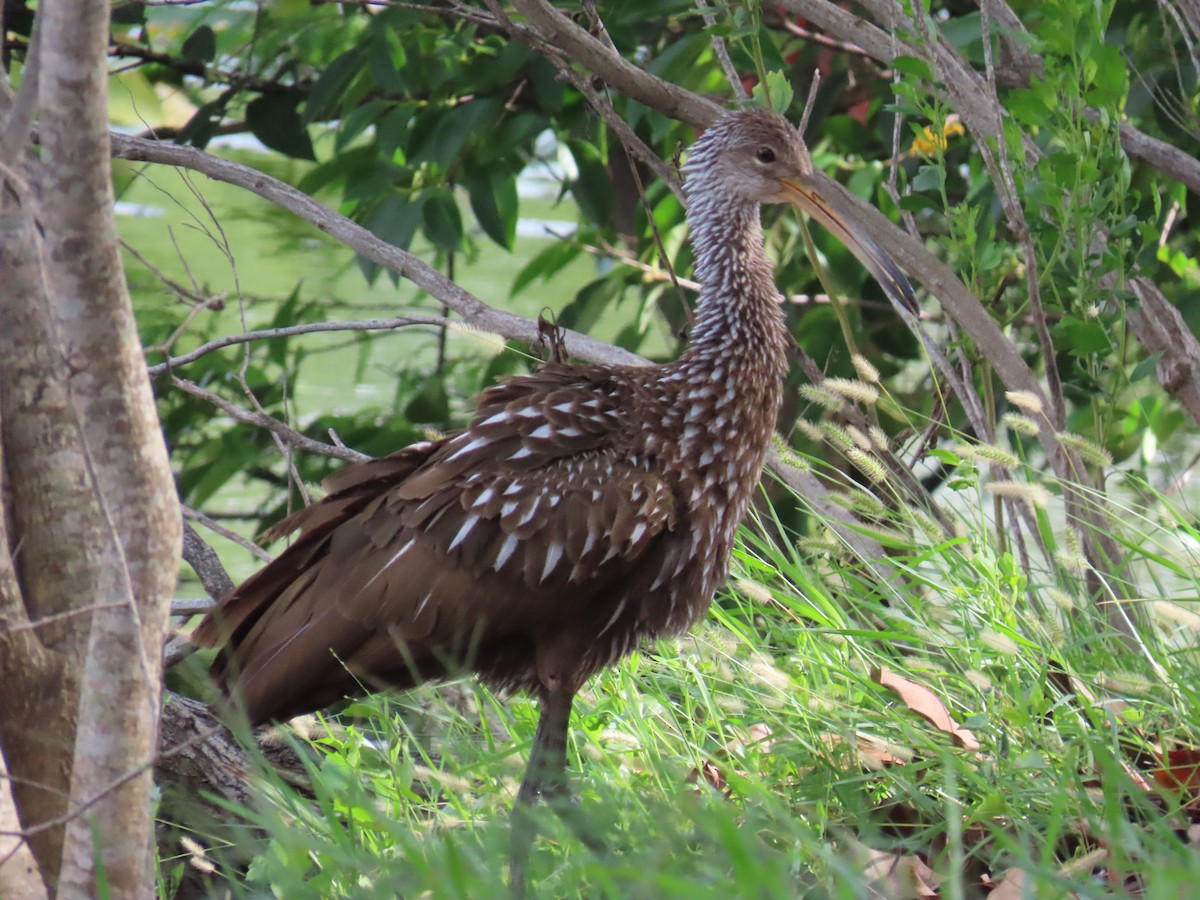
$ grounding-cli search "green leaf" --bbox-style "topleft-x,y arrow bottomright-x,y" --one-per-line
911,165 -> 942,193
1130,353 -> 1161,383
422,187 -> 463,252
891,55 -> 934,81
306,49 -> 364,122
510,240 -> 583,297
175,98 -> 227,149
111,2 -> 146,25
359,192 -> 424,282
751,71 -> 794,113
377,105 -> 413,160
467,169 -> 518,250
246,95 -> 316,161
404,377 -> 450,423
181,25 -> 217,63
410,98 -> 500,167
335,100 -> 390,152
1053,315 -> 1112,356
567,139 -> 612,226
940,12 -> 982,52
368,30 -> 408,93
558,278 -> 622,334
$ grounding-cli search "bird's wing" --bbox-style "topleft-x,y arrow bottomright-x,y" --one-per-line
194,366 -> 685,721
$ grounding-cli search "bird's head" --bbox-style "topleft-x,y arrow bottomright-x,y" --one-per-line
685,107 -> 916,312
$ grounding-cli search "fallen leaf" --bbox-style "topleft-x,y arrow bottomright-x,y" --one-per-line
820,732 -> 912,771
873,666 -> 981,751
747,722 -> 774,752
1152,746 -> 1200,794
986,868 -> 1026,899
857,845 -> 939,899
686,759 -> 732,797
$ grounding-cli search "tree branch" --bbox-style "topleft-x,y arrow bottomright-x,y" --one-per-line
108,132 -> 647,370
147,313 -> 454,377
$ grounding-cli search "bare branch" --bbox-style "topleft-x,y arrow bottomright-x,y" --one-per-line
182,506 -> 272,564
148,314 -> 454,376
1129,278 -> 1200,429
697,0 -> 748,101
0,10 -> 40,161
182,521 -> 235,602
508,0 -> 722,127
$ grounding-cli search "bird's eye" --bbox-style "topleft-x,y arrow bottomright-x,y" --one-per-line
756,146 -> 776,164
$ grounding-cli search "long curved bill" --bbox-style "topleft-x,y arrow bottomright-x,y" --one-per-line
779,177 -> 917,314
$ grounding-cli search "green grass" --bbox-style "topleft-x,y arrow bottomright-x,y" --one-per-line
163,453 -> 1200,899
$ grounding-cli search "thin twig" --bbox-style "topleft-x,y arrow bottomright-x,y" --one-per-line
797,69 -> 821,138
172,375 -> 369,464
183,505 -> 273,563
697,0 -> 748,101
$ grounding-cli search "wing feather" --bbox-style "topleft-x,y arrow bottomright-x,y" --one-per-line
196,366 -> 685,723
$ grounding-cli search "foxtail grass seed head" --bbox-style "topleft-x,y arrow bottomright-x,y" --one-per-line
822,377 -> 880,406
799,535 -> 840,557
851,353 -> 881,384
771,435 -> 812,472
799,384 -> 846,412
181,837 -> 216,875
820,421 -> 855,450
863,523 -> 911,547
1057,431 -> 1113,467
749,655 -> 793,693
1151,600 -> 1200,630
964,442 -> 1021,468
734,578 -> 775,606
985,480 -> 1052,509
979,629 -> 1021,655
835,488 -> 888,519
1005,390 -> 1045,414
847,448 -> 888,483
846,425 -> 874,451
1103,671 -> 1156,695
1047,587 -> 1077,611
868,426 -> 890,450
965,669 -> 993,691
910,510 -> 943,541
1001,412 -> 1041,436
448,319 -> 509,354
796,420 -> 826,443
1054,550 -> 1087,575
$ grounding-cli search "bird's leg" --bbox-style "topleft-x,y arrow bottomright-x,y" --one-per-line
509,685 -> 574,898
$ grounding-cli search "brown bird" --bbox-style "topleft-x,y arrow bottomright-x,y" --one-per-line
193,107 -> 913,886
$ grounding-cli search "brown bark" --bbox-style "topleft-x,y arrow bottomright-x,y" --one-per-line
0,184 -> 89,887
0,0 -> 181,894
1129,278 -> 1200,429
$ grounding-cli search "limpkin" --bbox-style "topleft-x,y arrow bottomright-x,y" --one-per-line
193,107 -> 914,886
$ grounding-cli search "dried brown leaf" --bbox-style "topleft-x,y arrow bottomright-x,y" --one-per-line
873,666 -> 981,751
986,868 -> 1027,899
686,759 -> 732,797
859,846 -> 939,899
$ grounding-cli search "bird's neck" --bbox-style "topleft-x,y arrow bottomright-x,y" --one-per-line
683,195 -> 789,370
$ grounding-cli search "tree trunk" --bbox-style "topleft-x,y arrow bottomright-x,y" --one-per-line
0,0 -> 182,894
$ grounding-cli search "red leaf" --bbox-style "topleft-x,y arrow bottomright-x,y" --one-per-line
1152,747 -> 1200,794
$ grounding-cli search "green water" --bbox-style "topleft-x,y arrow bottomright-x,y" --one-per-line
116,150 -> 607,421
